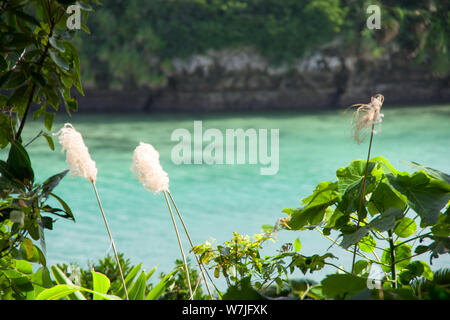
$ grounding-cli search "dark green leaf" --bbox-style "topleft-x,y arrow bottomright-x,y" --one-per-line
287,181 -> 339,230
223,276 -> 268,300
6,141 -> 34,185
387,172 -> 450,225
369,182 -> 407,214
40,216 -> 53,230
340,227 -> 369,249
321,274 -> 367,299
7,84 -> 30,111
44,111 -> 55,131
12,9 -> 41,26
49,36 -> 66,52
30,71 -> 46,87
0,71 -> 13,89
76,1 -> 94,11
49,50 -> 69,71
49,193 -> 75,221
368,208 -> 402,232
0,55 -> 7,72
4,71 -> 27,89
41,170 -> 68,198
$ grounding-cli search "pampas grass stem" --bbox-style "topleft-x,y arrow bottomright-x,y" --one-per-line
92,182 -> 129,300
163,191 -> 193,300
167,190 -> 214,299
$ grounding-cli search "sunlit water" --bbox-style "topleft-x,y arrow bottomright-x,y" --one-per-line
2,104 -> 449,289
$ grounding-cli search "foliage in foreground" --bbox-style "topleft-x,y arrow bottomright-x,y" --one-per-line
193,157 -> 450,300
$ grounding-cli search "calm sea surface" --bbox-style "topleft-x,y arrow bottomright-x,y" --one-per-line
3,104 -> 450,287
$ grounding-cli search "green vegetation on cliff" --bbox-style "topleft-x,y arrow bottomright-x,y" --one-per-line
75,0 -> 449,89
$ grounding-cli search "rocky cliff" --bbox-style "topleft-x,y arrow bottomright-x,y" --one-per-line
76,46 -> 450,112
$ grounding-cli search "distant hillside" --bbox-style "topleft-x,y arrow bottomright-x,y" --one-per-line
73,0 -> 450,111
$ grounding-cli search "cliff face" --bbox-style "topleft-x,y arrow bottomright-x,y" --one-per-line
77,47 -> 450,112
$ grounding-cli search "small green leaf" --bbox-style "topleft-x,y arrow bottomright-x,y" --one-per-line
49,193 -> 75,221
41,170 -> 68,197
358,234 -> 376,253
22,238 -> 35,260
293,237 -> 302,252
43,133 -> 55,150
44,111 -> 55,131
261,224 -> 274,233
128,271 -> 146,300
51,265 -> 86,300
92,269 -> 111,300
418,261 -> 433,280
49,50 -> 69,71
394,217 -> 417,238
15,260 -> 33,274
117,263 -> 142,298
146,271 -> 176,300
382,243 -> 412,272
353,260 -> 370,275
49,36 -> 66,52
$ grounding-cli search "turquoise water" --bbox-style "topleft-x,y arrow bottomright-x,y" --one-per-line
3,105 -> 450,287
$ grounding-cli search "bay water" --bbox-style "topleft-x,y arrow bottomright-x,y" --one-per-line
5,104 -> 450,288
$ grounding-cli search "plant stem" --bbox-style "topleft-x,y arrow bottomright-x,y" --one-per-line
351,123 -> 375,274
167,190 -> 214,299
16,20 -> 55,141
92,182 -> 129,300
315,227 -> 389,267
163,191 -> 193,300
388,229 -> 397,288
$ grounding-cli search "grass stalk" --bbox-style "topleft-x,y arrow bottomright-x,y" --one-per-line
351,123 -> 375,274
163,191 -> 193,299
388,229 -> 397,288
167,191 -> 214,299
92,182 -> 129,300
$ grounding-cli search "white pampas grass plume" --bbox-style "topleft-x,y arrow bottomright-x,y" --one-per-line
54,123 -> 129,299
350,94 -> 385,143
131,142 -> 169,193
54,123 -> 97,183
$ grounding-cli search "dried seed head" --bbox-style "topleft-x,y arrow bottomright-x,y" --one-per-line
54,123 -> 98,183
350,94 -> 385,143
131,142 -> 169,193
